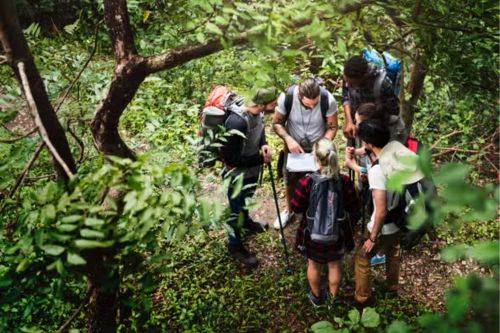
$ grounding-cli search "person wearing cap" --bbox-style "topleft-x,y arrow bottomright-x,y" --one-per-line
272,78 -> 339,230
353,119 -> 424,309
220,87 -> 278,268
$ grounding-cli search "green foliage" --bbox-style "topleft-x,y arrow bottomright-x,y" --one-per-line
0,154 -> 224,331
311,307 -> 381,333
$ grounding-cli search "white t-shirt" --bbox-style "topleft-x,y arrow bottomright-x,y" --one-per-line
367,164 -> 400,235
276,86 -> 337,149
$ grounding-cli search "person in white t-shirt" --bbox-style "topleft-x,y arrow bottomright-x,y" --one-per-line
353,119 -> 401,309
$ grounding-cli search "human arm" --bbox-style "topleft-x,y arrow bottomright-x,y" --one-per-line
272,110 -> 304,153
362,189 -> 387,253
324,114 -> 338,140
342,82 -> 356,139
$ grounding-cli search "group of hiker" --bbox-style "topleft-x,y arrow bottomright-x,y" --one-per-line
200,53 -> 432,309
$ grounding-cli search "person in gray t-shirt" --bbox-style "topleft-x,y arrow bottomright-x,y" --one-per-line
272,78 -> 338,229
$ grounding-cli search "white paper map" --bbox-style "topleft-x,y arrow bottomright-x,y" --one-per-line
286,153 -> 319,172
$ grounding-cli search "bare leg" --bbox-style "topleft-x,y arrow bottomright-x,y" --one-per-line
327,260 -> 342,297
307,259 -> 322,297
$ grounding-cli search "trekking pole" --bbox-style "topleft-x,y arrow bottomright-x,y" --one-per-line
267,163 -> 292,274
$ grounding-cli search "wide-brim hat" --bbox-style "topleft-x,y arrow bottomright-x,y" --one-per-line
246,87 -> 278,107
379,141 -> 424,184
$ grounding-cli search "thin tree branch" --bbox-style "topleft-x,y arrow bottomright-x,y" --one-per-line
180,5 -> 217,34
56,289 -> 92,333
0,142 -> 44,214
0,128 -> 36,143
337,0 -> 377,14
18,62 -> 75,178
67,119 -> 85,165
55,19 -> 102,113
144,33 -> 248,74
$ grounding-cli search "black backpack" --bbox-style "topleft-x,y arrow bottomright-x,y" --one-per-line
283,84 -> 330,121
306,173 -> 346,245
385,177 -> 437,250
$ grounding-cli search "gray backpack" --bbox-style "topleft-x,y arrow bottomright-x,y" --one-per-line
306,173 -> 346,245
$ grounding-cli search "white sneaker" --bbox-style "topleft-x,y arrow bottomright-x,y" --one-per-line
273,210 -> 290,230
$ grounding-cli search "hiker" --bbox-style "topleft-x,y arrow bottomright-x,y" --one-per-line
272,78 -> 339,229
220,88 -> 278,268
342,55 -> 400,140
292,138 -> 360,306
346,103 -> 412,266
353,119 -> 425,308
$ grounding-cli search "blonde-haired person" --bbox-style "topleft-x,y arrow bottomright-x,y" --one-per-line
292,138 -> 360,306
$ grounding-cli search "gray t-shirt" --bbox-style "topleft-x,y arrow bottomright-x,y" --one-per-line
276,86 -> 337,151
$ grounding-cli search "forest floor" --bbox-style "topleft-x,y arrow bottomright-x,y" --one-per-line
200,172 -> 488,314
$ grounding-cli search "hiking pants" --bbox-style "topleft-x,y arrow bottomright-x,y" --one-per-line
226,175 -> 259,247
354,231 -> 401,304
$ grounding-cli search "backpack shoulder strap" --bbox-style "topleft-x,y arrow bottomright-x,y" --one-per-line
373,70 -> 386,103
284,85 -> 296,120
319,87 -> 329,120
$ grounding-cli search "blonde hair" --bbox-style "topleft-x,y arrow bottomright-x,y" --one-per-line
314,138 -> 340,179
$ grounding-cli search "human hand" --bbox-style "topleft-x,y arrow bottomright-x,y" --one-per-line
343,122 -> 357,139
285,137 -> 305,154
262,145 -> 272,163
354,147 -> 366,156
362,238 -> 375,254
346,147 -> 355,159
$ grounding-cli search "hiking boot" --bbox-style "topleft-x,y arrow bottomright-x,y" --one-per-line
228,244 -> 258,268
273,210 -> 290,230
244,220 -> 267,235
308,290 -> 325,307
370,254 -> 386,266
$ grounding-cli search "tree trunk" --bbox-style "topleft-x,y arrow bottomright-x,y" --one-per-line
0,0 -> 76,181
401,53 -> 427,132
91,57 -> 147,159
86,250 -> 119,333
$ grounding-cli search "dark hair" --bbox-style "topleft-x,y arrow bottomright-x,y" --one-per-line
344,56 -> 368,79
298,78 -> 320,99
358,119 -> 390,148
357,103 -> 388,122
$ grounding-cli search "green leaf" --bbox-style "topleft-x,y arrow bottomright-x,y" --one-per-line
311,321 -> 335,333
441,245 -> 468,262
446,287 -> 469,322
434,163 -> 471,186
230,175 -> 244,199
16,259 -> 30,273
386,320 -> 410,333
57,224 -> 79,232
67,252 -> 87,265
360,307 -> 380,328
347,308 -> 360,324
80,229 -> 105,239
74,239 -> 114,249
468,241 -> 499,265
84,218 -> 105,227
61,215 -> 82,223
42,204 -> 57,221
206,22 -> 223,35
41,244 -> 65,256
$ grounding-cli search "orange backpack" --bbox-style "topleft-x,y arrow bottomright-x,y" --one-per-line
198,86 -> 244,167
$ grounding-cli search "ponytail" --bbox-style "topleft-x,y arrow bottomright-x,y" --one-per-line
314,138 -> 340,180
